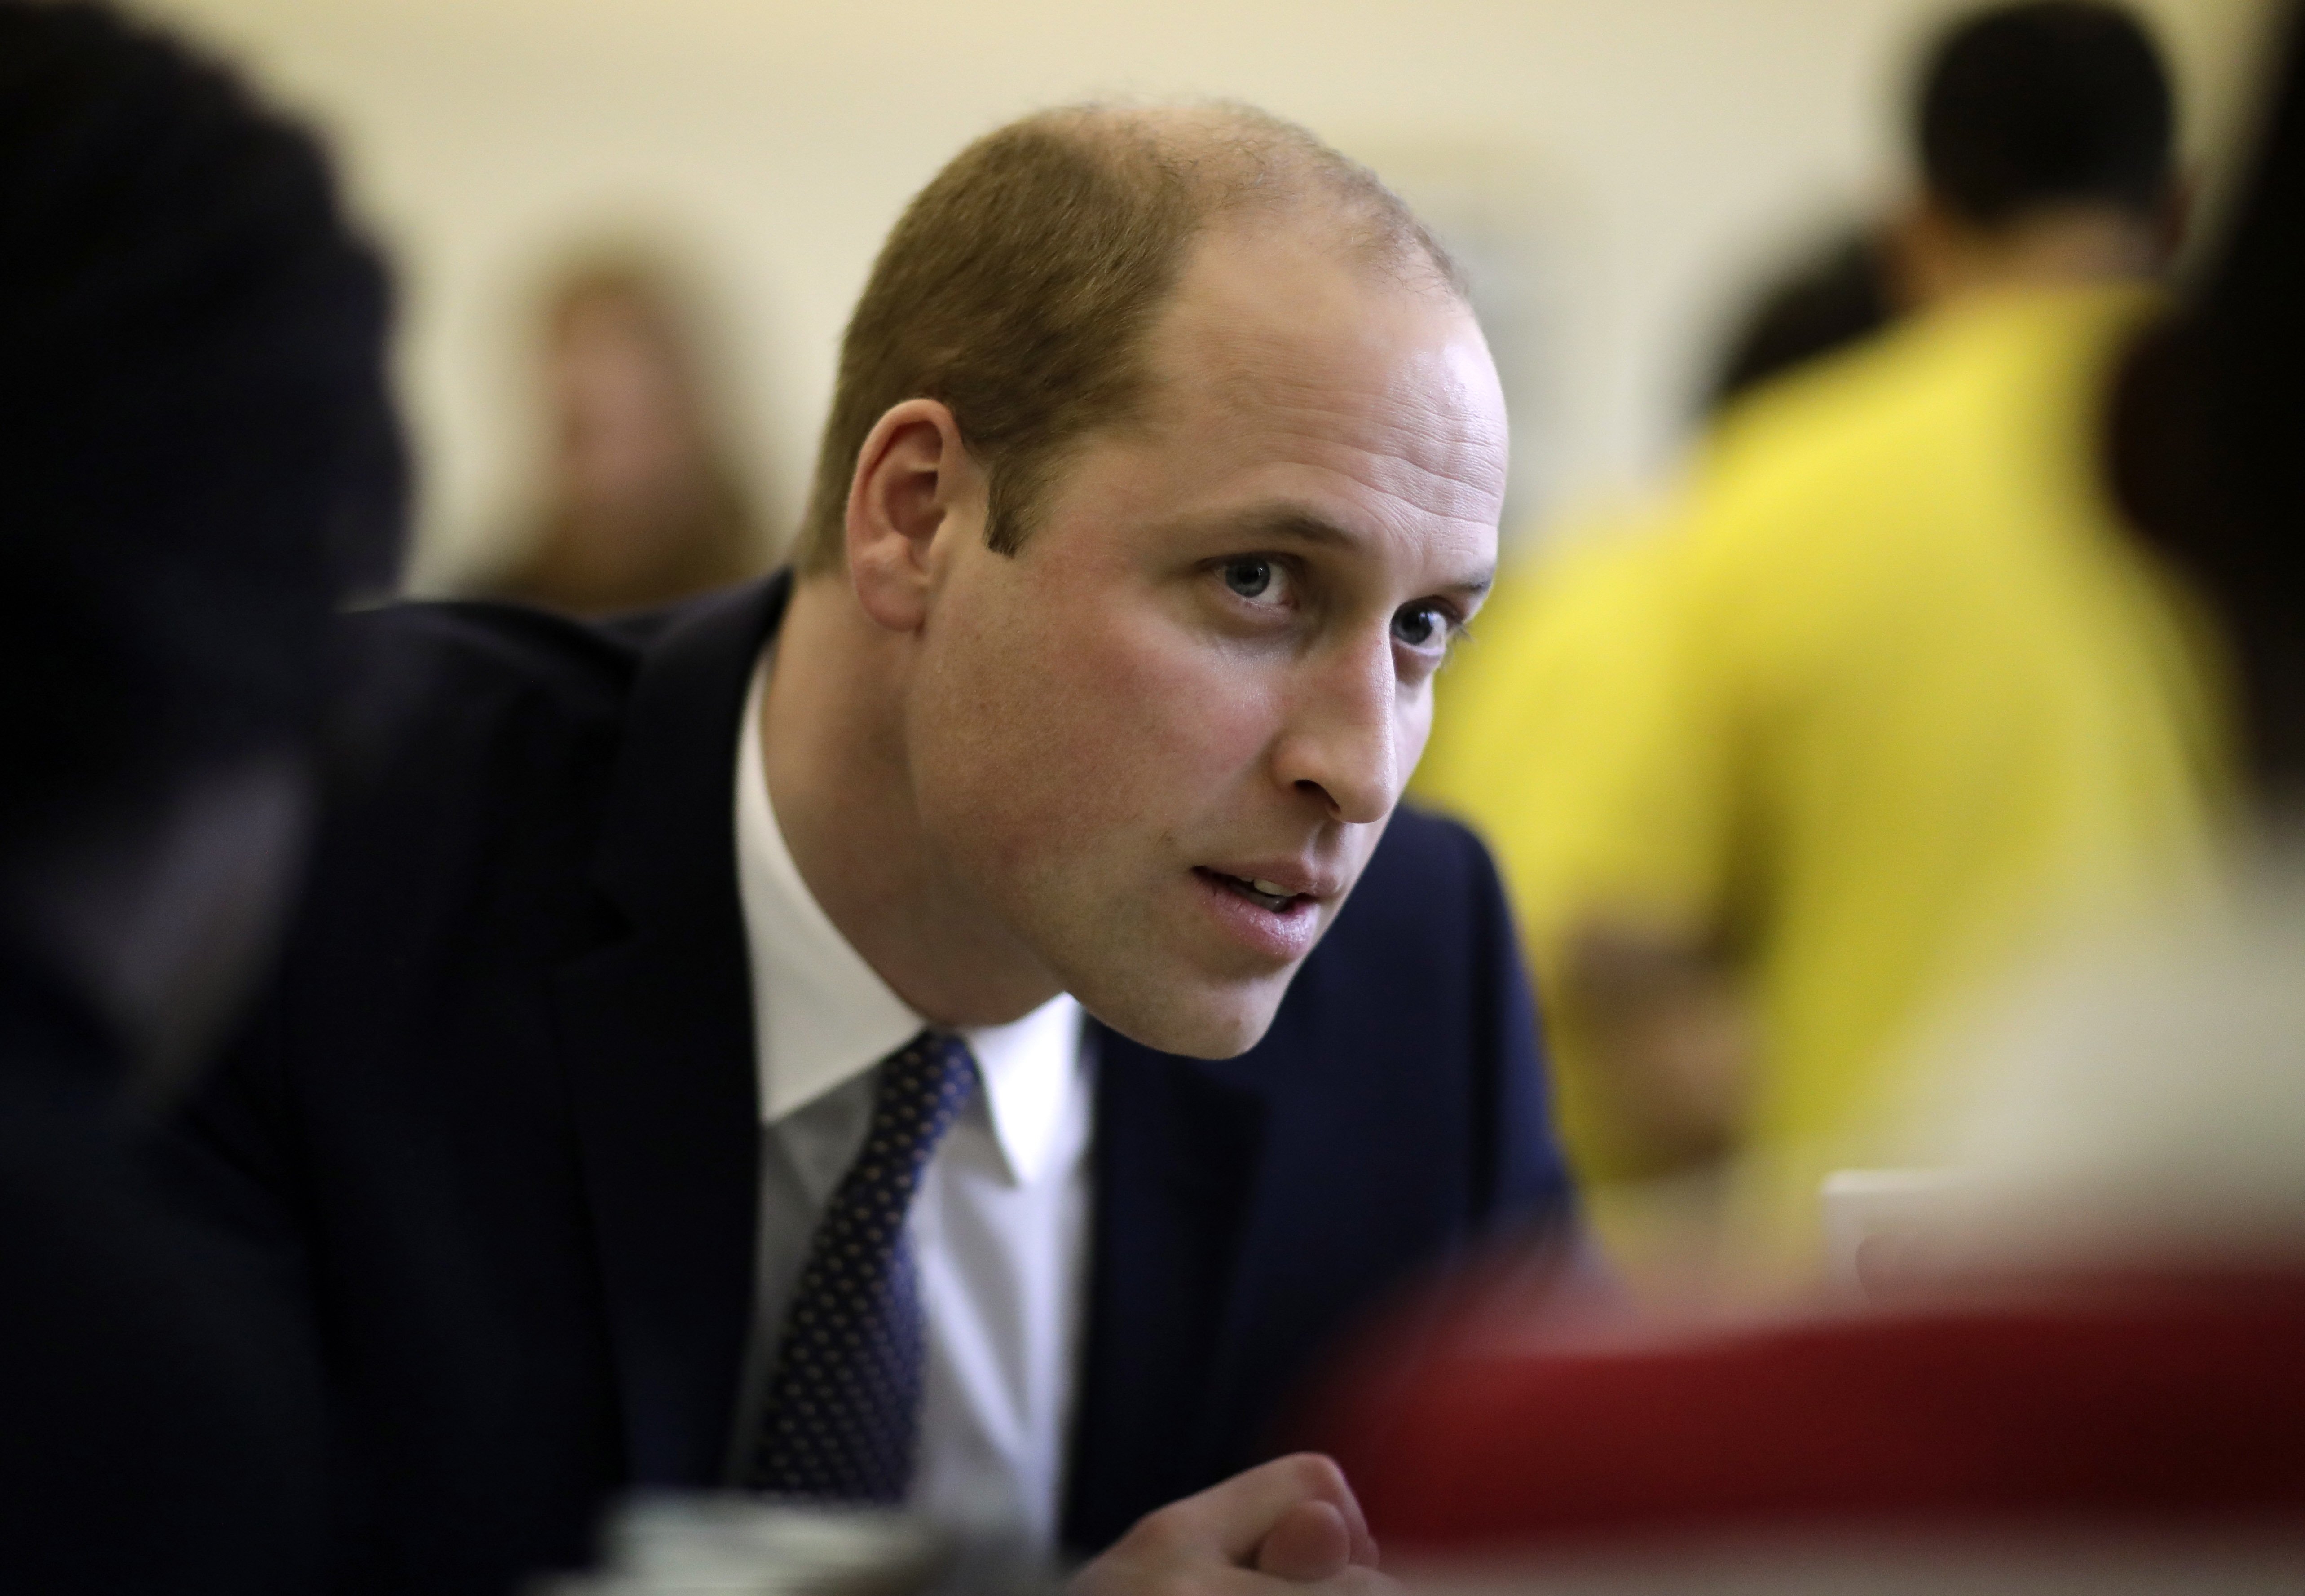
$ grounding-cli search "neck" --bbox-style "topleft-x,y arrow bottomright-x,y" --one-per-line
760,573 -> 1062,1028
1898,202 -> 2165,311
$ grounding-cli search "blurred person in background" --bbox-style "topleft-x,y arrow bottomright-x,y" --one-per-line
477,251 -> 771,616
1316,15 -> 2305,1577
1887,0 -> 2186,312
1414,0 -> 2216,1285
1709,0 -> 2190,420
0,2 -> 403,1591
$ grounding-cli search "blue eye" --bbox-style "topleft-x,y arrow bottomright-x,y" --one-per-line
1223,558 -> 1274,600
1393,603 -> 1446,648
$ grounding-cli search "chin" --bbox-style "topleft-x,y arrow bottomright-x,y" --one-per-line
1070,965 -> 1294,1060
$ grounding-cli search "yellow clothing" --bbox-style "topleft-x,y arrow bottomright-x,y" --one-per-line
1416,517 -> 1690,1194
1418,287 -> 2231,1274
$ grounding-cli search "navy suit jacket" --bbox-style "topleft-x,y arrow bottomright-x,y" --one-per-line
160,573 -> 1572,1595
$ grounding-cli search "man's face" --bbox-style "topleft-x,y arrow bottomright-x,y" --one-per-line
905,222 -> 1507,1057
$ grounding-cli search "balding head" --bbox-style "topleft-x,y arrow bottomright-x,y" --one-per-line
795,102 -> 1462,574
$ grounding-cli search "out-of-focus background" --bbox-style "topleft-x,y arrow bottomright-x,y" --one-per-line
124,0 -> 2279,591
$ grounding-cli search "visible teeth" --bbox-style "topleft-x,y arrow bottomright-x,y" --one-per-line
1250,878 -> 1290,898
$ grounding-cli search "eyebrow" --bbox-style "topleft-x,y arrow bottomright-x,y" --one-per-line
1217,505 -> 1497,601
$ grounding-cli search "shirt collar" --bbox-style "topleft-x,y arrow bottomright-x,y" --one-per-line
733,648 -> 1083,1184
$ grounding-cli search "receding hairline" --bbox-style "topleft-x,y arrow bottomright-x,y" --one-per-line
1013,99 -> 1467,299
939,102 -> 1480,488
793,97 -> 1467,574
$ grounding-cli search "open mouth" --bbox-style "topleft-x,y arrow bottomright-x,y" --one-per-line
1195,867 -> 1306,914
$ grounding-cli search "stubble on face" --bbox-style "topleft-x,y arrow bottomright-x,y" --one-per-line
905,219 -> 1507,1057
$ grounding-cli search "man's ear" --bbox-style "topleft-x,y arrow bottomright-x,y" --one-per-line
845,398 -> 979,634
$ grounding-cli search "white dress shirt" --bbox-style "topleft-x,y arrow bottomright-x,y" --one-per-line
728,649 -> 1093,1550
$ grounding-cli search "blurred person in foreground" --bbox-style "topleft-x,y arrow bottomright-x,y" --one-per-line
154,101 -> 1572,1596
478,251 -> 771,616
1414,0 -> 2216,1284
0,2 -> 403,1591
1316,16 -> 2305,1577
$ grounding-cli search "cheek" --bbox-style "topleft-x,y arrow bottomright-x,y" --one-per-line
1399,689 -> 1437,773
1062,605 -> 1283,809
920,594 -> 1278,876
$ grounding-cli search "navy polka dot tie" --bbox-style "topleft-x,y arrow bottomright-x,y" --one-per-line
745,1029 -> 978,1503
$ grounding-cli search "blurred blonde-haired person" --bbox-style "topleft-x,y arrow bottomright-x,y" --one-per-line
480,251 -> 771,616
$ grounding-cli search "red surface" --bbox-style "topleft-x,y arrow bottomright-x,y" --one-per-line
1320,1279 -> 2305,1552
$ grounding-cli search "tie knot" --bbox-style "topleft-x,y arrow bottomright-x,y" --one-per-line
869,1029 -> 978,1181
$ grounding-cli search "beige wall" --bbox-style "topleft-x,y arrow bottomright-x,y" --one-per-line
134,0 -> 2280,587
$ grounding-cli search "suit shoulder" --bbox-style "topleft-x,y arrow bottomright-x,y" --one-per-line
334,598 -> 640,740
323,599 -> 652,829
340,597 -> 639,691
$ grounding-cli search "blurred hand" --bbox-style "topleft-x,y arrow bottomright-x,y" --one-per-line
1568,922 -> 1752,1175
1070,1454 -> 1389,1596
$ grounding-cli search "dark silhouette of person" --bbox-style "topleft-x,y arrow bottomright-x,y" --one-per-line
0,4 -> 403,1590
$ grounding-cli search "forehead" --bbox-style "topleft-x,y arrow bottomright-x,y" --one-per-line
1122,220 -> 1509,534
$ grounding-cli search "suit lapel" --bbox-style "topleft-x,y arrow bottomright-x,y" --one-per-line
555,574 -> 793,1486
1062,1025 -> 1278,1552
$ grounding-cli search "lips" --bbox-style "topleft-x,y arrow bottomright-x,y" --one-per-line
1194,862 -> 1335,911
1205,871 -> 1299,911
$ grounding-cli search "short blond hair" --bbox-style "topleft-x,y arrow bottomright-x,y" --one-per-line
794,103 -> 1459,574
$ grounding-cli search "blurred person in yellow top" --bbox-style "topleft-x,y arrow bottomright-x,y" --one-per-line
1417,0 -> 2229,1284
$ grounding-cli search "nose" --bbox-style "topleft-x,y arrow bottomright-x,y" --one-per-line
1269,634 -> 1403,826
